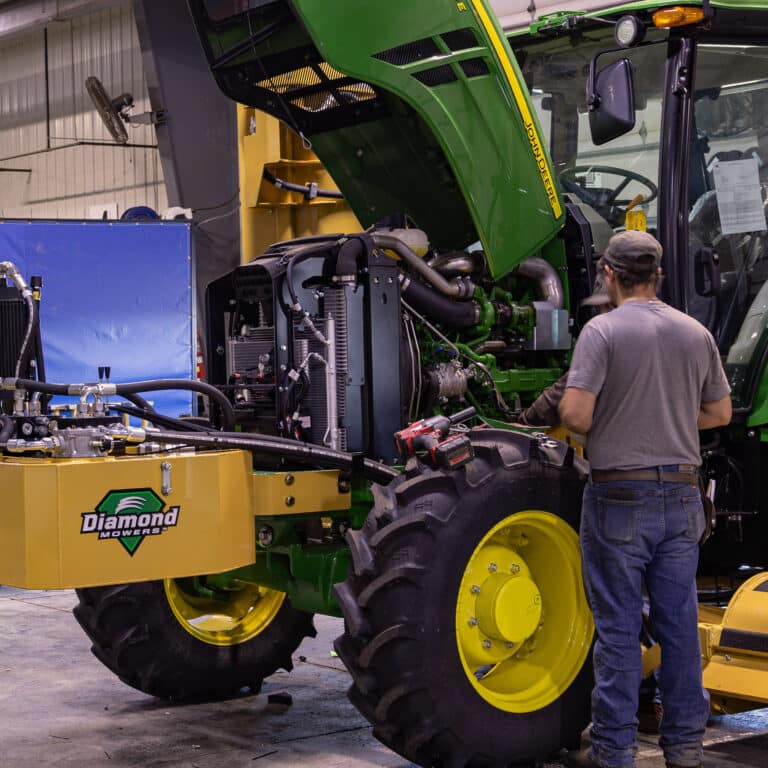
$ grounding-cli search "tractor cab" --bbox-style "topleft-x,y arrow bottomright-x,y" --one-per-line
509,8 -> 768,413
508,5 -> 768,569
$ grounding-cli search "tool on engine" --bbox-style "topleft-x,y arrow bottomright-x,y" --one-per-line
394,406 -> 476,470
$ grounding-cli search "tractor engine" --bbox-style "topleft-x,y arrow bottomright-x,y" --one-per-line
206,229 -> 573,464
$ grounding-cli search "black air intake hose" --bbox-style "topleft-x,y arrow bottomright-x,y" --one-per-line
401,277 -> 478,329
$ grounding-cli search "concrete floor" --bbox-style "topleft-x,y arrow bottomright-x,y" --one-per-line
1,587 -> 767,768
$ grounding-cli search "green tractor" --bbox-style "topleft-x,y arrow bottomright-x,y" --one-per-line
6,1 -> 768,767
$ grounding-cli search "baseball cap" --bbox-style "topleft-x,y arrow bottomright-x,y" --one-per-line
581,272 -> 612,307
599,230 -> 663,279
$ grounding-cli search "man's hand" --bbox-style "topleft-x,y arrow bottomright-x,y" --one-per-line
558,387 -> 597,435
698,395 -> 732,430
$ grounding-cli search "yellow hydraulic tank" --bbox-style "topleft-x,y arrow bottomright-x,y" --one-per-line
0,450 -> 255,590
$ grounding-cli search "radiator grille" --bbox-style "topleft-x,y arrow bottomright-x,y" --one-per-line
0,291 -> 26,377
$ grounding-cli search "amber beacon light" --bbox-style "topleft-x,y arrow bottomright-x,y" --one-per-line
652,5 -> 706,27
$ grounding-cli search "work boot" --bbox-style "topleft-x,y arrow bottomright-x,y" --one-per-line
563,748 -> 604,768
637,699 -> 663,734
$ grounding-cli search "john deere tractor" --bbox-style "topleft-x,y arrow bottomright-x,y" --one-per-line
2,1 -> 768,767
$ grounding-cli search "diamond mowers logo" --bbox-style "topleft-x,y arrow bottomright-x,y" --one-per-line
80,488 -> 180,556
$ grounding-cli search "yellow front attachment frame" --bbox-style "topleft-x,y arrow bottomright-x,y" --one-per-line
0,450 -> 256,589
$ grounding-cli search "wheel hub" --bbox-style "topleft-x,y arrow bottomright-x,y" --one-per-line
455,510 -> 594,713
476,573 -> 542,644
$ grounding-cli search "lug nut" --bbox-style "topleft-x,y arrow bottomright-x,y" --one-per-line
285,474 -> 294,486
488,563 -> 498,573
471,585 -> 481,594
468,617 -> 478,627
482,640 -> 492,649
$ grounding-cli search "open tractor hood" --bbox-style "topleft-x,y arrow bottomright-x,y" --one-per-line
188,0 -> 563,278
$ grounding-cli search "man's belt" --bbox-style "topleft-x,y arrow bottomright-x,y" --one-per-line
591,466 -> 698,484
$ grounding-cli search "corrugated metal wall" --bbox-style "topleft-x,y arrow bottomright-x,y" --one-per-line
0,1 -> 167,219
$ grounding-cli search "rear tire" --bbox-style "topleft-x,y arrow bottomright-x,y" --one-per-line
74,579 -> 315,701
334,430 -> 594,768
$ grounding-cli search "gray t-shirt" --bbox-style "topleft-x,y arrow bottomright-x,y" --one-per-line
567,300 -> 730,470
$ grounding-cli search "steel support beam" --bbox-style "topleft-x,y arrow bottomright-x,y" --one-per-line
132,0 -> 240,339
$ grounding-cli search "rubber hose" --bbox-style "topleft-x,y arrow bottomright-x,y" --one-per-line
11,379 -> 69,395
148,429 -> 399,484
14,293 -> 37,379
123,392 -> 155,413
10,377 -> 235,431
114,379 -> 235,431
0,414 -> 14,443
335,237 -> 366,279
402,278 -> 478,329
109,403 -> 212,432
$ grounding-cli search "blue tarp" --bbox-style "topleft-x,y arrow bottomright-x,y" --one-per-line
0,220 -> 195,417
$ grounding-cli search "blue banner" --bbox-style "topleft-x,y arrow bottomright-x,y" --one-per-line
0,220 -> 195,417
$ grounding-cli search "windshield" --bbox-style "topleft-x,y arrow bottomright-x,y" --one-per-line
512,27 -> 668,253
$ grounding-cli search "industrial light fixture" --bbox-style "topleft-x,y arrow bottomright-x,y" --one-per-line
614,15 -> 645,47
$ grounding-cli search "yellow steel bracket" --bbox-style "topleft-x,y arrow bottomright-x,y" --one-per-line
253,469 -> 351,515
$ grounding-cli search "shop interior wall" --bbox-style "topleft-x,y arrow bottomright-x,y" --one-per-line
0,0 -> 167,220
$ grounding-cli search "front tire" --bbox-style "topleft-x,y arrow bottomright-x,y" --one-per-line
334,430 -> 594,768
74,579 -> 315,701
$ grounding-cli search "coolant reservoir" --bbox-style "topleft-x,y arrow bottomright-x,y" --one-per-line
377,228 -> 430,257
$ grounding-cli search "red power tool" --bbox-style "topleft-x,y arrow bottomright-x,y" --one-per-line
394,406 -> 476,470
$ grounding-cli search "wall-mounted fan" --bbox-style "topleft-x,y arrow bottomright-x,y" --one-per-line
85,76 -> 165,145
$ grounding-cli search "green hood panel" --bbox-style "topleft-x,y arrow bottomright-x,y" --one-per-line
189,0 -> 563,278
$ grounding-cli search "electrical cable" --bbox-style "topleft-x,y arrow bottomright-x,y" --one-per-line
192,189 -> 240,213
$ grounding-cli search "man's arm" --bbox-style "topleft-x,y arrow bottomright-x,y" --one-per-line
559,387 -> 597,434
698,395 -> 732,430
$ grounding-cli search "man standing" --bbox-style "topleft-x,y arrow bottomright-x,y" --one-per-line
559,231 -> 731,768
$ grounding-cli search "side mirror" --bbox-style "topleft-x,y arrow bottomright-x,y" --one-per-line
588,58 -> 636,145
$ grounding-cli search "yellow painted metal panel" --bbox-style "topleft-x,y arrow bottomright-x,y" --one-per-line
0,450 -> 255,590
703,655 -> 768,707
253,470 -> 351,515
237,105 -> 361,261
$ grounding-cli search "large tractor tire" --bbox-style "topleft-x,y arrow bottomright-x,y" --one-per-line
74,579 -> 315,701
334,430 -> 594,768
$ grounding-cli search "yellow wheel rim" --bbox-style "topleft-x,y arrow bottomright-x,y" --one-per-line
164,580 -> 286,647
455,510 -> 594,713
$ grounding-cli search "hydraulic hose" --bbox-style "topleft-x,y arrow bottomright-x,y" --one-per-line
15,293 -> 36,379
112,379 -> 236,431
148,429 -> 400,485
400,276 -> 479,329
7,377 -> 236,431
123,392 -> 155,413
0,414 -> 14,443
110,403 -> 213,433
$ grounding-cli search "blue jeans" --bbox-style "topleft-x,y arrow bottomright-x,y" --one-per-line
581,472 -> 710,768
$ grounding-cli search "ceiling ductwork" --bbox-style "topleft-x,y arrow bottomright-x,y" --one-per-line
0,0 -> 121,41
